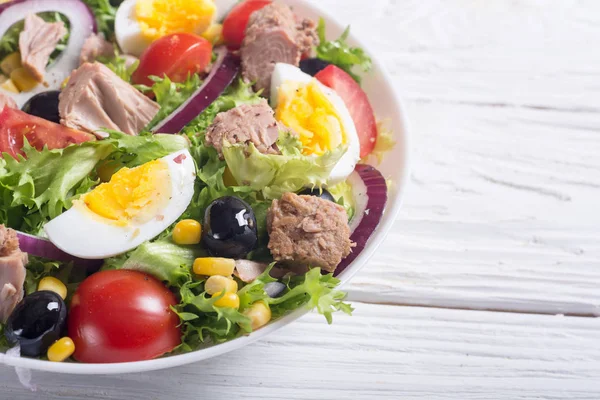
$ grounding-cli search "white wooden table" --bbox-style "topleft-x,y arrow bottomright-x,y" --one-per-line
3,0 -> 600,398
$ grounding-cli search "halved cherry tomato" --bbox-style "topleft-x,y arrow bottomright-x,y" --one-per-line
0,107 -> 95,159
222,0 -> 271,50
68,270 -> 181,363
315,65 -> 378,158
132,33 -> 213,88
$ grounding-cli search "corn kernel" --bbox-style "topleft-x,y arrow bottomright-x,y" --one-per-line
0,79 -> 18,93
244,301 -> 272,330
202,23 -> 224,45
212,292 -> 240,309
0,52 -> 22,76
205,275 -> 238,295
193,257 -> 235,277
47,337 -> 75,362
11,68 -> 38,92
173,219 -> 202,245
38,277 -> 67,300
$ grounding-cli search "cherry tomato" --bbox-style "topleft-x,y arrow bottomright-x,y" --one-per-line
68,270 -> 181,363
0,107 -> 94,159
222,0 -> 271,49
132,33 -> 213,88
315,65 -> 378,158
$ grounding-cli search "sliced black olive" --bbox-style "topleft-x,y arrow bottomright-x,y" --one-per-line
264,282 -> 287,298
299,58 -> 331,77
298,188 -> 336,202
202,196 -> 258,259
4,291 -> 67,357
21,90 -> 61,123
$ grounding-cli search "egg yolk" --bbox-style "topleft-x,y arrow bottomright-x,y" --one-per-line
135,0 -> 216,41
275,80 -> 346,156
82,160 -> 171,226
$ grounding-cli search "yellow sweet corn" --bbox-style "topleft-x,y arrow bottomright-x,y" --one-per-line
38,277 -> 67,300
205,275 -> 238,295
11,68 -> 37,92
244,301 -> 271,330
193,258 -> 235,277
0,79 -> 19,93
173,219 -> 203,245
47,337 -> 75,362
0,52 -> 22,76
212,292 -> 240,309
202,23 -> 224,45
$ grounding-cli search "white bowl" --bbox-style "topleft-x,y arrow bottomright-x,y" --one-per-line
0,0 -> 411,374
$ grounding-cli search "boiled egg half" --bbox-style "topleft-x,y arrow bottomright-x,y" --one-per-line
44,150 -> 196,259
270,63 -> 360,185
115,0 -> 216,56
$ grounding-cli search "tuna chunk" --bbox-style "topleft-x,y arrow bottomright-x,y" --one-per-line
0,93 -> 17,110
0,226 -> 28,323
267,192 -> 353,273
205,99 -> 291,158
241,3 -> 318,97
79,34 -> 115,65
19,14 -> 67,82
59,62 -> 160,137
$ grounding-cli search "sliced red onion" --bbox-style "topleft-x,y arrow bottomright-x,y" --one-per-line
0,0 -> 97,107
335,164 -> 388,277
16,231 -> 103,270
234,259 -> 288,283
264,282 -> 286,298
152,47 -> 240,134
0,0 -> 24,13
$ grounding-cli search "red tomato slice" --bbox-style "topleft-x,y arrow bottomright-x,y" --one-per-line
0,107 -> 95,159
68,270 -> 181,363
315,66 -> 378,158
222,0 -> 271,50
132,33 -> 213,88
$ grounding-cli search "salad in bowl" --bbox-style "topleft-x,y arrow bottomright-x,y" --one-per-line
0,0 -> 406,370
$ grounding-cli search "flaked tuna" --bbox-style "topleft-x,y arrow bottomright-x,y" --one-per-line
19,14 -> 67,82
59,62 -> 160,137
241,3 -> 318,97
0,226 -> 27,323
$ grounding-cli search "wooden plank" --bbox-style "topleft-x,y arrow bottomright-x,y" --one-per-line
313,0 -> 600,111
2,304 -> 600,399
345,101 -> 600,315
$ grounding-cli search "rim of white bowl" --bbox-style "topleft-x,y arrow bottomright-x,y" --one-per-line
0,0 -> 412,375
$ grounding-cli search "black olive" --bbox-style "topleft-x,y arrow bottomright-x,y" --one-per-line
298,188 -> 336,202
21,91 -> 61,124
299,58 -> 331,76
202,196 -> 258,259
4,291 -> 67,357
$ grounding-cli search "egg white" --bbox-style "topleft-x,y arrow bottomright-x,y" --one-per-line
115,0 -> 153,57
270,63 -> 361,185
44,150 -> 196,259
214,0 -> 238,21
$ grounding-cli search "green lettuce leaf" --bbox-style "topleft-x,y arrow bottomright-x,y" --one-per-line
82,0 -> 121,39
316,18 -> 372,83
222,133 -> 346,200
0,132 -> 189,235
142,74 -> 203,131
238,264 -> 353,324
98,52 -> 139,83
111,239 -> 202,287
328,181 -> 355,221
